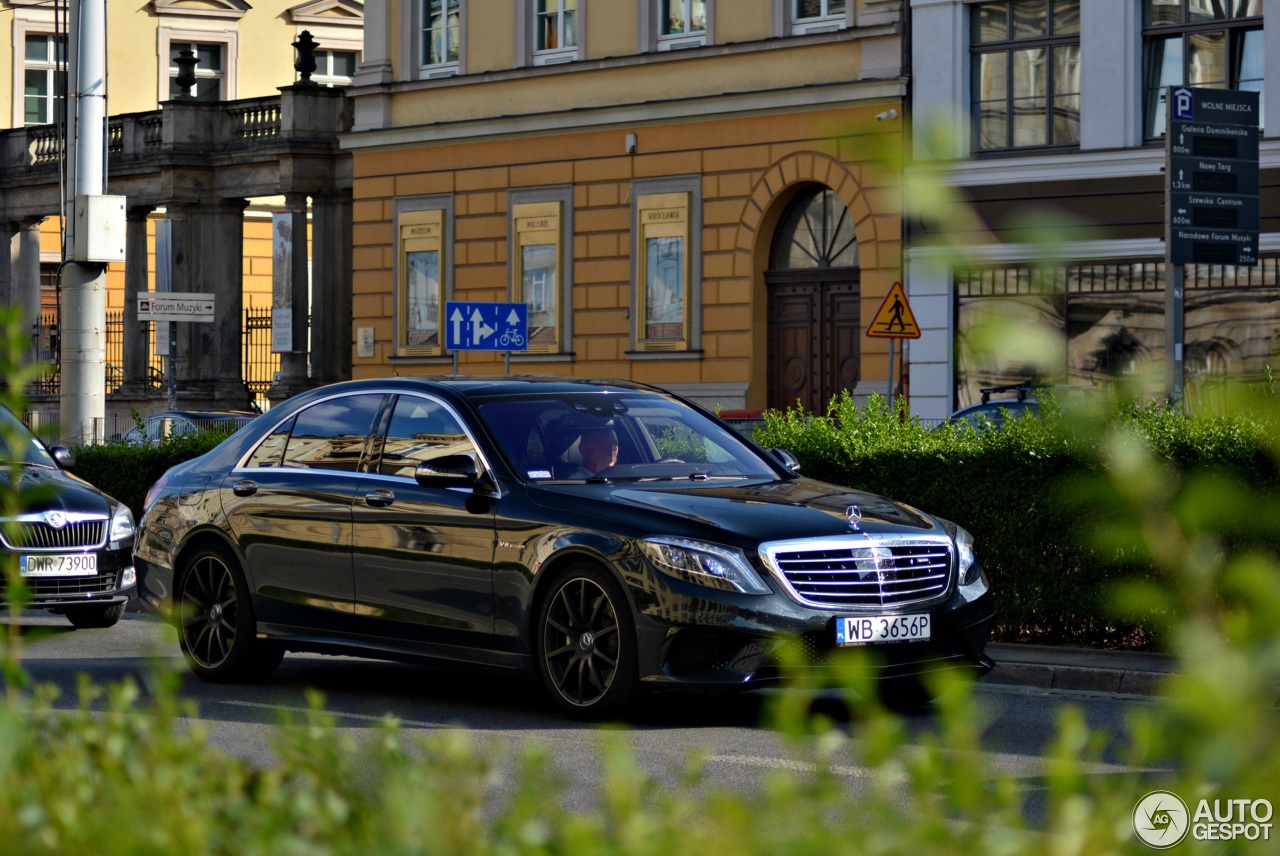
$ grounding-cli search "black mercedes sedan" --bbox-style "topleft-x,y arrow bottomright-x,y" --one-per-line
134,377 -> 993,716
1,406 -> 136,628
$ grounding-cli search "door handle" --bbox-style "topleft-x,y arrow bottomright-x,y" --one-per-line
232,480 -> 257,497
364,488 -> 395,507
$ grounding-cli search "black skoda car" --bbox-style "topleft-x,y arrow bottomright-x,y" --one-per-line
1,406 -> 136,628
135,378 -> 993,716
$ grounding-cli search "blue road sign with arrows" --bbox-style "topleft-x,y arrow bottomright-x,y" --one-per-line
445,301 -> 529,351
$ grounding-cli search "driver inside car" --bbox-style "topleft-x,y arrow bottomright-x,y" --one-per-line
560,425 -> 618,478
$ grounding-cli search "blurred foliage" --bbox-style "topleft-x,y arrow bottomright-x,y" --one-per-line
753,390 -> 1280,650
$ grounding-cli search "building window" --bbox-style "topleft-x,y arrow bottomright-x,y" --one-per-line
534,0 -> 579,64
421,0 -> 462,75
658,0 -> 706,50
970,0 -> 1080,153
23,34 -> 66,126
1143,0 -> 1263,138
168,41 -> 226,101
396,202 -> 452,358
511,201 -> 564,352
310,49 -> 358,87
631,185 -> 702,355
792,0 -> 846,35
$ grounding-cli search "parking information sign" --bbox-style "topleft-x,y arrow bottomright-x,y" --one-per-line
1166,86 -> 1259,266
445,301 -> 529,351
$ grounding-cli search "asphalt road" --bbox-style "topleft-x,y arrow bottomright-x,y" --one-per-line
2,611 -> 1169,814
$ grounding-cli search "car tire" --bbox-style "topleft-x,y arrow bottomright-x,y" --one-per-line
535,563 -> 639,719
176,543 -> 283,683
64,601 -> 126,629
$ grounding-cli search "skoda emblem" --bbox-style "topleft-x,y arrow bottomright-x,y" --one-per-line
45,511 -> 67,530
846,504 -> 862,530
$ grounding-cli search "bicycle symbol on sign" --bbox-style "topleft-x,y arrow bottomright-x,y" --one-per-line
499,328 -> 525,347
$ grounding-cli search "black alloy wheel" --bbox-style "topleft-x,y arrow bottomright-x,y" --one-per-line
177,544 -> 282,682
537,565 -> 638,718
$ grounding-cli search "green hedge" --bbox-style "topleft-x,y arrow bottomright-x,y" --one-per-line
752,392 -> 1280,650
71,432 -> 229,520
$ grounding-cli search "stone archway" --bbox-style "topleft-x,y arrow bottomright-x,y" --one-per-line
734,153 -> 881,414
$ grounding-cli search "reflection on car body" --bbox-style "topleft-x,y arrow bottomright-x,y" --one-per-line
135,377 -> 994,717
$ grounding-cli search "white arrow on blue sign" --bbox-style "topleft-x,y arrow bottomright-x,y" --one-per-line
445,301 -> 529,351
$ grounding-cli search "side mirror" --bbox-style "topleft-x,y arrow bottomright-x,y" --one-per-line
768,448 -> 801,475
415,454 -> 480,488
50,446 -> 76,469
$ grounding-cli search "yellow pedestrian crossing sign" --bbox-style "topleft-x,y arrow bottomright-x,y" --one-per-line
866,282 -> 920,339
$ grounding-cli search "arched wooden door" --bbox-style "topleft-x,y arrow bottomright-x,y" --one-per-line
766,186 -> 860,413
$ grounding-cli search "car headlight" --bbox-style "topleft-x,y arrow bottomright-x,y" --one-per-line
955,525 -> 979,585
109,504 -> 136,547
640,537 -> 771,595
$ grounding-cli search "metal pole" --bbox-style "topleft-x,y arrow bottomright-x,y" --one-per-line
59,0 -> 108,445
1165,263 -> 1185,409
886,339 -> 895,403
167,320 -> 178,410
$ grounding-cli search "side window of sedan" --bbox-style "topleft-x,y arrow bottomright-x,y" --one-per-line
280,394 -> 384,472
378,396 -> 476,478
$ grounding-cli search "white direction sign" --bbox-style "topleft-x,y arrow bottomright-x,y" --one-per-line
137,292 -> 215,323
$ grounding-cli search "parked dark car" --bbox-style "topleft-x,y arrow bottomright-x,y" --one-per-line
121,410 -> 258,446
946,384 -> 1040,430
135,377 -> 994,716
0,407 -> 136,628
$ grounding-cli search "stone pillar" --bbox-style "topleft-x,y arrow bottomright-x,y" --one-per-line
309,189 -> 352,386
268,192 -> 312,403
117,205 -> 156,397
1,219 -> 45,367
169,199 -> 252,409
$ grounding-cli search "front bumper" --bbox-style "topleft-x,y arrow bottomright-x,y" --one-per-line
2,545 -> 136,609
630,567 -> 995,688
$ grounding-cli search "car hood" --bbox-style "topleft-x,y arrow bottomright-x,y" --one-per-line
528,477 -> 940,544
0,465 -> 112,517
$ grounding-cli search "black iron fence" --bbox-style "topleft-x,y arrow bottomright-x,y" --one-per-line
30,307 -> 281,406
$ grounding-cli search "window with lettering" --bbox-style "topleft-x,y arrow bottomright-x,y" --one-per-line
636,193 -> 691,350
970,0 -> 1080,152
398,208 -> 447,357
512,201 -> 563,352
1143,0 -> 1262,139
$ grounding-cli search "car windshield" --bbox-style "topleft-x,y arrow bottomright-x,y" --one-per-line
0,407 -> 55,466
476,391 -> 780,482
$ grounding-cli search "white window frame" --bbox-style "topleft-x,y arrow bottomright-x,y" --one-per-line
11,5 -> 64,128
310,48 -> 360,87
20,32 -> 65,127
158,27 -> 238,103
530,0 -> 581,66
415,0 -> 465,79
639,0 -> 713,53
775,0 -> 854,37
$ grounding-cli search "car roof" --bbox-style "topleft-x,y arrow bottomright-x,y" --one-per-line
298,376 -> 661,401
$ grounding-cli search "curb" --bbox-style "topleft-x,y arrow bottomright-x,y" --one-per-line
981,642 -> 1176,696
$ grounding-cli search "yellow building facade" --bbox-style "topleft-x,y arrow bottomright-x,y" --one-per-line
0,0 -> 362,411
346,0 -> 906,413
